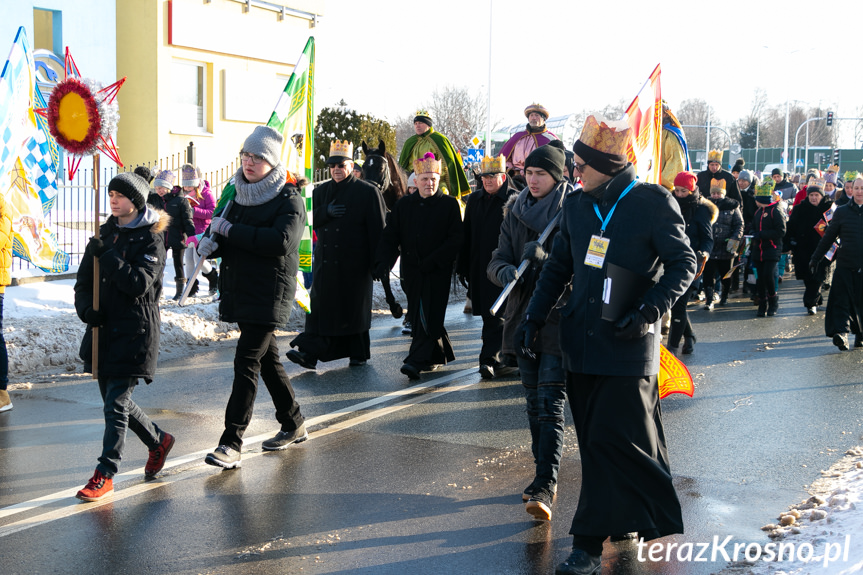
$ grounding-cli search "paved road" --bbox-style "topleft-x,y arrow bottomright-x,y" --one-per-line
2,279 -> 862,574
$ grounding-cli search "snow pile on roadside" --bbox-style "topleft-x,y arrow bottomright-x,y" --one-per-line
5,275 -> 464,381
722,448 -> 863,574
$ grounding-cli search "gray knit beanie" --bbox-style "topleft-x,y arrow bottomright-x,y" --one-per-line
738,170 -> 753,183
242,125 -> 283,167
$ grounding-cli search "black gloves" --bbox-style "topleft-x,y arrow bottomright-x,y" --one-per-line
86,237 -> 110,258
327,203 -> 346,218
373,263 -> 390,281
809,260 -> 819,276
84,308 -> 105,327
515,317 -> 542,360
496,265 -> 518,286
614,304 -> 657,340
522,241 -> 547,264
458,274 -> 469,290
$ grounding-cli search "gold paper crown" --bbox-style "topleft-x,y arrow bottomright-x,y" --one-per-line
524,103 -> 549,119
578,115 -> 631,156
755,180 -> 775,197
707,149 -> 723,163
810,178 -> 827,190
413,152 -> 441,175
480,154 -> 506,175
328,139 -> 353,160
710,178 -> 727,191
414,109 -> 432,120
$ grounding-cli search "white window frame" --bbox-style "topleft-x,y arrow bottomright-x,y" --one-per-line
170,59 -> 208,134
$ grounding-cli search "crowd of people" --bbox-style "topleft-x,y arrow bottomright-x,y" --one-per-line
18,104 -> 861,575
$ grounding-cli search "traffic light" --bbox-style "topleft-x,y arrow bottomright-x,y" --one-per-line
833,149 -> 840,163
827,111 -> 834,126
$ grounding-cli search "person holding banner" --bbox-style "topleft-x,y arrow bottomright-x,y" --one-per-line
198,125 -> 308,468
73,172 -> 175,500
487,140 -> 573,521
523,116 -> 694,575
810,175 -> 863,350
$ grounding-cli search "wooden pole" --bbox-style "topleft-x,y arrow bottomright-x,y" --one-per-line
92,154 -> 100,379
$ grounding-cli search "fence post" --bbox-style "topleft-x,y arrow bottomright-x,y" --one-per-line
186,141 -> 196,166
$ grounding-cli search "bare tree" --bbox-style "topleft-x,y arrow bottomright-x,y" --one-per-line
425,85 -> 487,152
675,98 -> 717,150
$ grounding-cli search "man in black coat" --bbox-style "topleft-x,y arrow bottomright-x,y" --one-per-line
375,153 -> 463,380
198,126 -> 308,469
74,172 -> 175,500
769,168 -> 797,201
523,115 -> 695,575
456,154 -> 518,378
696,149 -> 742,203
287,140 -> 387,369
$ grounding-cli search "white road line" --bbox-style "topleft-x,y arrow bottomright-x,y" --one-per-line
0,365 -> 481,536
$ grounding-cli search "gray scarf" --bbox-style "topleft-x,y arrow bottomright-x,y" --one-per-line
233,163 -> 287,206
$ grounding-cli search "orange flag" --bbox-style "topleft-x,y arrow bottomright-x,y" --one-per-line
623,64 -> 662,185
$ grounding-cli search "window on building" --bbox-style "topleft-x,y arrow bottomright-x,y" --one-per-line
33,8 -> 62,55
171,60 -> 206,132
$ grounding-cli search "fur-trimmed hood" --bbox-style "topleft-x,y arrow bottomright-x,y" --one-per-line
700,195 -> 720,224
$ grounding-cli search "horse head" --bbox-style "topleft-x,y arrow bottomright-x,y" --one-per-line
361,140 -> 407,211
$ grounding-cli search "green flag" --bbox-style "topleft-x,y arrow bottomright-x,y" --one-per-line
267,36 -> 315,275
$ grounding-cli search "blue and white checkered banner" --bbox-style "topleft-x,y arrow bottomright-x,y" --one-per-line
0,27 -> 37,185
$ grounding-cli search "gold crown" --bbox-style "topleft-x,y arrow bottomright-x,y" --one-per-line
414,109 -> 431,119
328,139 -> 353,160
755,180 -> 775,197
810,178 -> 827,190
578,115 -> 631,156
710,178 -> 727,191
480,154 -> 506,174
524,103 -> 549,119
414,152 -> 441,175
707,149 -> 723,163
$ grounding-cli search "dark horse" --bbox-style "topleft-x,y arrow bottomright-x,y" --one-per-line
361,140 -> 407,212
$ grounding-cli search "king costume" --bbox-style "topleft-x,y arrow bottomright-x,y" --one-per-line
398,110 -> 470,198
499,103 -> 559,175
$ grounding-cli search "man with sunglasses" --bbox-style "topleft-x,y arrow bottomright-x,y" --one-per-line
523,116 -> 695,575
287,140 -> 386,370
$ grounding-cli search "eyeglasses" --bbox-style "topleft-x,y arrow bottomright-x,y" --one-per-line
573,159 -> 591,173
240,152 -> 264,164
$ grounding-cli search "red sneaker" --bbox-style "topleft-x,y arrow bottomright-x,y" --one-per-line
76,470 -> 114,502
145,432 -> 175,478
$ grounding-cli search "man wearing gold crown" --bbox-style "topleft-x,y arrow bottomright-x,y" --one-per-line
523,116 -> 695,575
375,153 -> 463,380
499,103 -> 559,176
455,154 -> 519,379
398,110 -> 470,198
696,149 -> 742,203
287,140 -> 387,370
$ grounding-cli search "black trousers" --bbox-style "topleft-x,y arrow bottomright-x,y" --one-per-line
668,286 -> 693,348
479,311 -> 504,366
220,322 -> 304,450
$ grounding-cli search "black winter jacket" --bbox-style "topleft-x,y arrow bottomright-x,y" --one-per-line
708,197 -> 743,260
75,208 -> 169,382
147,189 -> 195,250
751,202 -> 786,263
786,196 -> 833,278
209,182 -> 306,326
697,169 -> 741,203
812,200 -> 863,270
675,191 -> 717,256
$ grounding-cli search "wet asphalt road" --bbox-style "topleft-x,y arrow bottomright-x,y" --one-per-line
2,278 -> 863,574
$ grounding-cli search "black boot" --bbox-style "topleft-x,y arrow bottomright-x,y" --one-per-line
756,298 -> 767,317
766,295 -> 779,316
203,268 -> 219,295
187,279 -> 199,297
703,288 -> 714,310
682,333 -> 696,354
172,278 -> 186,301
718,287 -> 728,306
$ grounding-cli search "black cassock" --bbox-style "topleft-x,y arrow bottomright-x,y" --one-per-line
376,188 -> 463,368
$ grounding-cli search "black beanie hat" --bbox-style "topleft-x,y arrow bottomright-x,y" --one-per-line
109,172 -> 149,212
771,168 -> 783,177
133,165 -> 154,184
572,139 -> 628,176
524,140 -> 566,182
414,113 -> 433,128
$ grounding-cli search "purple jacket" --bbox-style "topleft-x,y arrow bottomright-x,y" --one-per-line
500,126 -> 558,174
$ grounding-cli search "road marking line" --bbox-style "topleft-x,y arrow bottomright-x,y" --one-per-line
0,365 -> 481,533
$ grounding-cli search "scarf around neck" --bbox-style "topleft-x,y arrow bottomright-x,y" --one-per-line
233,163 -> 287,207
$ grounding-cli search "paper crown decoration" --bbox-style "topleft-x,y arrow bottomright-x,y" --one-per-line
414,109 -> 432,120
824,172 -> 837,184
579,115 -> 631,157
414,152 -> 441,175
755,180 -> 775,197
524,103 -> 549,119
328,139 -> 353,161
707,149 -> 723,163
809,178 -> 827,190
844,171 -> 859,182
480,154 -> 506,175
827,164 -> 840,173
710,178 -> 727,191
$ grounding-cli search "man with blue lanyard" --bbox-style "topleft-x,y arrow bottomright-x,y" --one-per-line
521,115 -> 696,575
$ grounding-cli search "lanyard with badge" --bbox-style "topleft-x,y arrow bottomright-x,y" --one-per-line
584,180 -> 638,268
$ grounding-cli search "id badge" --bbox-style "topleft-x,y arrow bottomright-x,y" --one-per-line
584,235 -> 610,268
